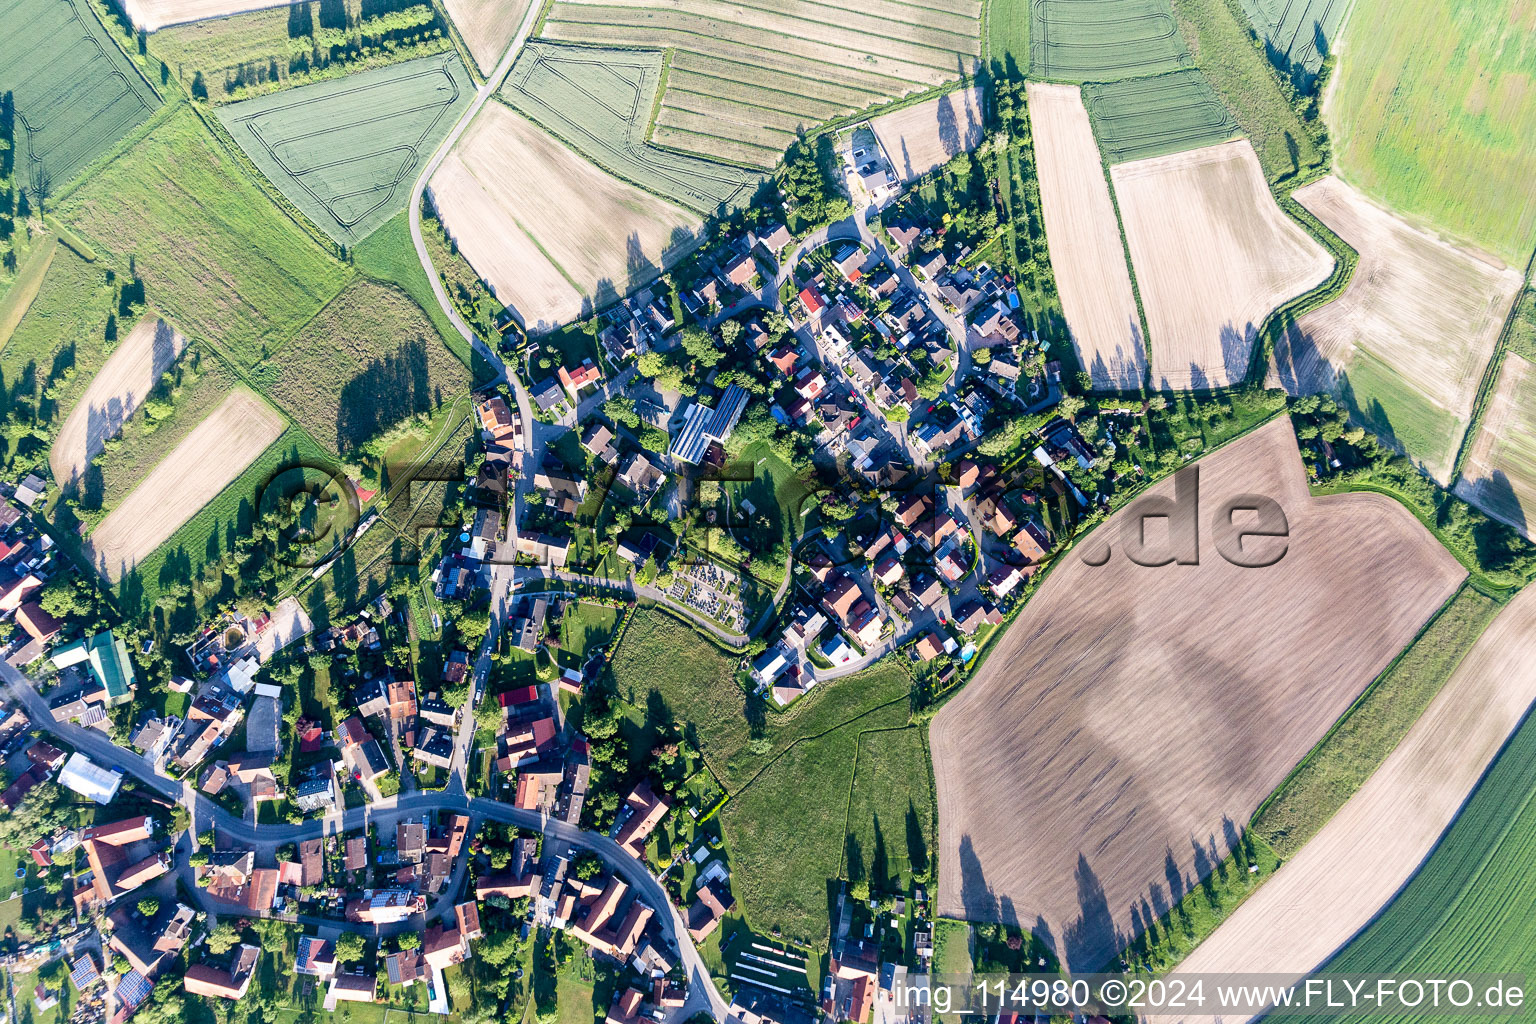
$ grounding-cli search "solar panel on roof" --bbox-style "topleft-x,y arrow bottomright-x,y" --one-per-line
70,955 -> 99,989
115,970 -> 151,1009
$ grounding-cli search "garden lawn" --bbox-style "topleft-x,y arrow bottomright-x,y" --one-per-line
54,103 -> 351,371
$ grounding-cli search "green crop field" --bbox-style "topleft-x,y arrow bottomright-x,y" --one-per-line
149,0 -> 454,105
1287,707 -> 1536,1023
1083,70 -> 1237,163
1031,0 -> 1193,82
1338,346 -> 1463,475
1235,0 -> 1349,86
500,43 -> 761,215
220,54 -> 474,244
986,0 -> 1030,67
55,104 -> 351,371
1169,0 -> 1324,181
844,727 -> 935,893
1252,585 -> 1502,856
255,278 -> 472,455
0,0 -> 160,194
1328,0 -> 1536,266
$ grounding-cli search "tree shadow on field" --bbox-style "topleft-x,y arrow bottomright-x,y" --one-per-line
336,337 -> 434,451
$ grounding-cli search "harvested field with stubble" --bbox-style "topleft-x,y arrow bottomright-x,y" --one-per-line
1111,140 -> 1332,391
51,317 -> 188,487
538,0 -> 980,166
444,0 -> 532,71
1026,83 -> 1144,389
122,0 -> 291,29
871,86 -> 985,184
931,417 -> 1464,971
1454,354 -> 1536,538
87,389 -> 285,582
1271,175 -> 1523,483
1153,585 -> 1536,1021
429,103 -> 699,330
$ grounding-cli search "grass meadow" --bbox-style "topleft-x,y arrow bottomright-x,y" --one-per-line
1337,347 -> 1463,476
219,53 -> 474,244
255,278 -> 472,456
1251,584 -> 1502,856
55,103 -> 351,371
0,234 -> 59,347
501,43 -> 761,215
0,0 -> 160,191
148,0 -> 454,105
1168,0 -> 1325,181
1327,0 -> 1536,265
1286,707 -> 1536,1019
605,609 -> 923,944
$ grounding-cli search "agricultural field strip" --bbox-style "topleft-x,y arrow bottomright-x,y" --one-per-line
665,72 -> 846,120
0,235 -> 58,350
1111,140 -> 1333,391
543,1 -> 970,75
120,0 -> 296,30
50,316 -> 189,486
1154,584 -> 1536,1021
1031,0 -> 1193,81
1025,83 -> 1144,390
1276,175 -> 1523,482
538,13 -> 963,87
651,126 -> 784,166
0,0 -> 160,190
554,0 -> 983,51
87,389 -> 287,582
659,98 -> 808,138
1453,354 -> 1536,540
931,418 -> 1465,971
667,51 -> 886,108
219,55 -> 472,242
501,47 -> 760,214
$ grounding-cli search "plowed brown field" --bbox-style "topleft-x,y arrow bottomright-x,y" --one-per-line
931,417 -> 1463,970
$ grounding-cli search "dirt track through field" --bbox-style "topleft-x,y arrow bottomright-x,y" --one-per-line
931,417 -> 1463,971
1026,83 -> 1144,389
1111,140 -> 1333,390
1270,175 -> 1523,482
1152,585 -> 1536,1022
50,316 -> 188,487
429,103 -> 698,331
87,389 -> 284,582
871,85 -> 984,183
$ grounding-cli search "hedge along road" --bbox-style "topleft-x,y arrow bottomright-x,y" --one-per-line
400,14 -> 735,1024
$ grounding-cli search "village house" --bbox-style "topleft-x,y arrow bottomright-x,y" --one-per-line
183,945 -> 260,1001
